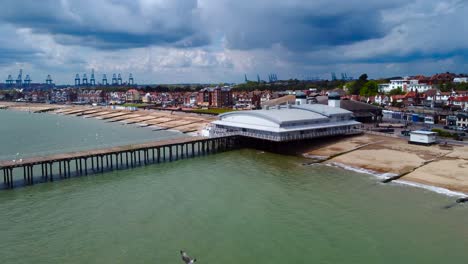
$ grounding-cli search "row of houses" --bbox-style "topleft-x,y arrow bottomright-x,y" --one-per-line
378,77 -> 433,93
371,90 -> 468,110
378,73 -> 468,94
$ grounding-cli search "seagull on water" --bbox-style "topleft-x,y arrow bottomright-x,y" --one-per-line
180,250 -> 197,264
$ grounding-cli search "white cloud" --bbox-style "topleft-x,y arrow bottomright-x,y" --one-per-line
0,0 -> 467,84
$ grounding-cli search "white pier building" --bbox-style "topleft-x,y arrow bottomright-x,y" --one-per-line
207,103 -> 361,142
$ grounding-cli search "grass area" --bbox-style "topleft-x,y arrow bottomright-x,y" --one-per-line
189,108 -> 236,115
122,103 -> 150,108
431,128 -> 465,140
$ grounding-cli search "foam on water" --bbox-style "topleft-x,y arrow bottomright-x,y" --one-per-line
395,180 -> 466,197
326,162 -> 397,179
326,162 -> 467,197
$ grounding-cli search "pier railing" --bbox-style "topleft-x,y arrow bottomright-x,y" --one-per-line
210,129 -> 363,142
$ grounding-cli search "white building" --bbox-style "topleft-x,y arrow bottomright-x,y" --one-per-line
409,131 -> 437,145
454,77 -> 468,83
207,103 -> 361,142
379,77 -> 432,93
456,113 -> 468,128
374,95 -> 390,105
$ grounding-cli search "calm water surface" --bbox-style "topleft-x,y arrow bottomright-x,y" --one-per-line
1,110 -> 468,264
0,110 -> 184,160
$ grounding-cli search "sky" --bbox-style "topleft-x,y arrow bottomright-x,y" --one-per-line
1,0 -> 468,85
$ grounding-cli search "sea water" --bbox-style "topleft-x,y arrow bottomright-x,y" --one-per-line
1,110 -> 468,264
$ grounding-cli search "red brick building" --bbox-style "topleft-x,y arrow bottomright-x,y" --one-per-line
197,87 -> 233,107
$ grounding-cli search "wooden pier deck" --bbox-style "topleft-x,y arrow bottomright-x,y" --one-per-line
1,136 -> 238,189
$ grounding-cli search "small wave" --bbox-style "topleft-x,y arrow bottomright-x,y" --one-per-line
395,180 -> 466,197
326,162 -> 467,197
302,154 -> 328,161
326,162 -> 397,179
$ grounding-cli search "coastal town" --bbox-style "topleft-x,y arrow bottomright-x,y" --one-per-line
3,1 -> 468,263
1,71 -> 467,132
1,71 -> 467,196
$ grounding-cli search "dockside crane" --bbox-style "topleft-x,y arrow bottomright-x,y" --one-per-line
90,69 -> 96,86
75,74 -> 81,86
16,69 -> 23,86
46,75 -> 53,85
117,74 -> 122,85
82,74 -> 88,86
102,74 -> 108,85
112,74 -> 118,85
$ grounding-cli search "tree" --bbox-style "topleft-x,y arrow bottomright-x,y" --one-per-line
388,87 -> 405,95
360,81 -> 379,97
349,73 -> 368,95
358,74 -> 368,82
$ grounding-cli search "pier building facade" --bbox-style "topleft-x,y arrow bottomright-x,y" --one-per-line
207,103 -> 361,142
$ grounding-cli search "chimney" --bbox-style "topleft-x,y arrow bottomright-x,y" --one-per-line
328,92 -> 341,108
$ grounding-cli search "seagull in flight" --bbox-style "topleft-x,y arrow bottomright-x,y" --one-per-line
180,250 -> 197,264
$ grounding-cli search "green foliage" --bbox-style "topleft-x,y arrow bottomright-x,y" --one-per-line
358,74 -> 368,81
388,87 -> 405,95
190,108 -> 235,115
454,82 -> 468,91
349,73 -> 368,95
122,103 -> 150,108
431,128 -> 456,138
360,81 -> 379,97
233,80 -> 346,92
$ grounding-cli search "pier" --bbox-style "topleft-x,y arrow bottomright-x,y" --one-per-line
1,136 -> 238,189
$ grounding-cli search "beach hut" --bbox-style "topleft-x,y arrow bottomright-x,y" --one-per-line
409,130 -> 437,145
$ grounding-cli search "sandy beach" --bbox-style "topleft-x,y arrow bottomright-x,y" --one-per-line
304,134 -> 468,194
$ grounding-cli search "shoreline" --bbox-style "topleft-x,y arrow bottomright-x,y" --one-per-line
0,102 -> 215,135
325,161 -> 466,197
302,133 -> 468,197
2,102 -> 467,197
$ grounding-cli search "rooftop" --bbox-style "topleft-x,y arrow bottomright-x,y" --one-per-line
216,104 -> 354,131
411,130 -> 437,135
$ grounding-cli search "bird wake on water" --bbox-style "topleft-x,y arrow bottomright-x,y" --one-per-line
180,250 -> 197,264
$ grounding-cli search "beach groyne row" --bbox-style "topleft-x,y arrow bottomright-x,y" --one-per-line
54,106 -> 216,134
1,136 -> 238,189
0,103 -> 217,134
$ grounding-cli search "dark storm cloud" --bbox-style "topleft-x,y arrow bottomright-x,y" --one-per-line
201,0 -> 408,51
1,0 -> 468,81
0,0 -> 207,50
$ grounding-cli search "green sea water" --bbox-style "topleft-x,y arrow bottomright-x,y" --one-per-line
1,110 -> 468,264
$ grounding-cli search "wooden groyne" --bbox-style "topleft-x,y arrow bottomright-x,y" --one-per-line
1,136 -> 238,189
